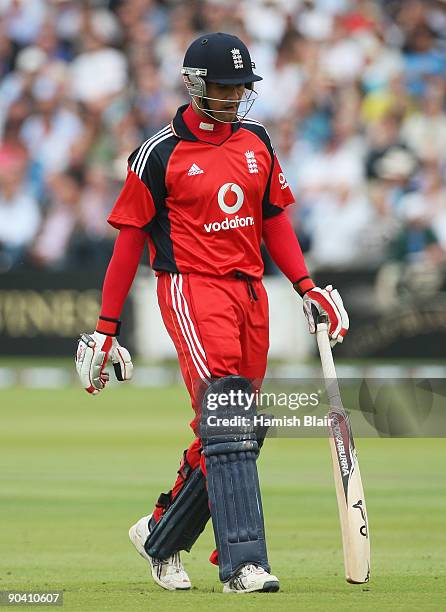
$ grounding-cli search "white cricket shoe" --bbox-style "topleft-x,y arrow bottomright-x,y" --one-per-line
129,514 -> 191,591
223,564 -> 280,593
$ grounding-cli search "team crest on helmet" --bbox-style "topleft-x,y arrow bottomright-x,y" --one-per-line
231,48 -> 243,69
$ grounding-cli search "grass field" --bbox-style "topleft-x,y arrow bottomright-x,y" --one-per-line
1,386 -> 445,611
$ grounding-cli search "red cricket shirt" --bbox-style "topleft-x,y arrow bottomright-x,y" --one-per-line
108,104 -> 295,278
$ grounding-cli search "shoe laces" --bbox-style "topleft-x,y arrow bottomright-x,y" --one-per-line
172,552 -> 182,573
151,552 -> 182,574
152,557 -> 168,569
240,563 -> 263,576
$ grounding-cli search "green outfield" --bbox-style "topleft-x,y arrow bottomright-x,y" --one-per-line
1,386 -> 445,611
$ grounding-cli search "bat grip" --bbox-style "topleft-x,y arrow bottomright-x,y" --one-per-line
311,304 -> 329,327
314,309 -> 338,384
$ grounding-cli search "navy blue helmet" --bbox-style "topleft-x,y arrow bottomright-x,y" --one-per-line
181,32 -> 262,122
182,32 -> 262,87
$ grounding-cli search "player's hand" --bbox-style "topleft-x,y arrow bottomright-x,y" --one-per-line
75,331 -> 133,395
302,285 -> 349,347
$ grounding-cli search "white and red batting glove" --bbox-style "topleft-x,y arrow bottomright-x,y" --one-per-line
294,278 -> 349,347
75,317 -> 133,395
303,285 -> 349,347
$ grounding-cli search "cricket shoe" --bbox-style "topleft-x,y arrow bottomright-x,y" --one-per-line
223,564 -> 280,593
129,514 -> 191,591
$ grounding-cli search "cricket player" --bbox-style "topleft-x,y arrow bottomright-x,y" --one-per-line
76,33 -> 349,594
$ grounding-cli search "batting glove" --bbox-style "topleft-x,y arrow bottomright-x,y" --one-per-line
302,285 -> 349,347
75,318 -> 133,395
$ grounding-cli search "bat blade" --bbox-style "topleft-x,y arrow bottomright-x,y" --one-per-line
315,318 -> 370,584
328,406 -> 370,584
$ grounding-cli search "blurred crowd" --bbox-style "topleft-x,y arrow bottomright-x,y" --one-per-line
1,0 -> 446,276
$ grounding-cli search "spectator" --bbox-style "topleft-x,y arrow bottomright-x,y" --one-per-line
69,9 -> 127,105
255,34 -> 305,122
320,15 -> 366,84
30,168 -> 83,269
133,65 -> 177,136
365,112 -> 415,180
305,187 -> 372,270
372,146 -> 419,216
0,22 -> 15,79
402,24 -> 446,97
0,145 -> 40,271
1,0 -> 47,47
398,162 -> 446,251
401,79 -> 446,164
388,196 -> 445,265
361,72 -> 412,125
0,46 -> 47,136
20,62 -> 84,180
357,182 -> 401,268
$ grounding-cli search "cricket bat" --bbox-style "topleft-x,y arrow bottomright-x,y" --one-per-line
315,316 -> 371,584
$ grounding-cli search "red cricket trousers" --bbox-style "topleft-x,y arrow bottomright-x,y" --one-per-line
151,272 -> 269,533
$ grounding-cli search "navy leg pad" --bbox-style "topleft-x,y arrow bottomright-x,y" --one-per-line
200,376 -> 270,582
144,418 -> 272,561
145,467 -> 209,560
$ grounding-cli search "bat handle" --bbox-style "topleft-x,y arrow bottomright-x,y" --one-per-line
311,305 -> 329,329
314,307 -> 338,383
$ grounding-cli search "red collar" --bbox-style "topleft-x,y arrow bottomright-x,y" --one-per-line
182,103 -> 232,145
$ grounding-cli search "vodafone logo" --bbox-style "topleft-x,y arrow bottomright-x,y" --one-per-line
217,183 -> 244,214
204,182 -> 253,233
278,172 -> 289,190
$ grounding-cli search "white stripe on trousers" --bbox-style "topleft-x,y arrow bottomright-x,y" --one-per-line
177,274 -> 208,362
169,273 -> 211,383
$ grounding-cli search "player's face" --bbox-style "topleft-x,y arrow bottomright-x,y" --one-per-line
206,82 -> 245,122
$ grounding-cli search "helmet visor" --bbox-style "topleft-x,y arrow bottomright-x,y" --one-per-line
191,88 -> 258,123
